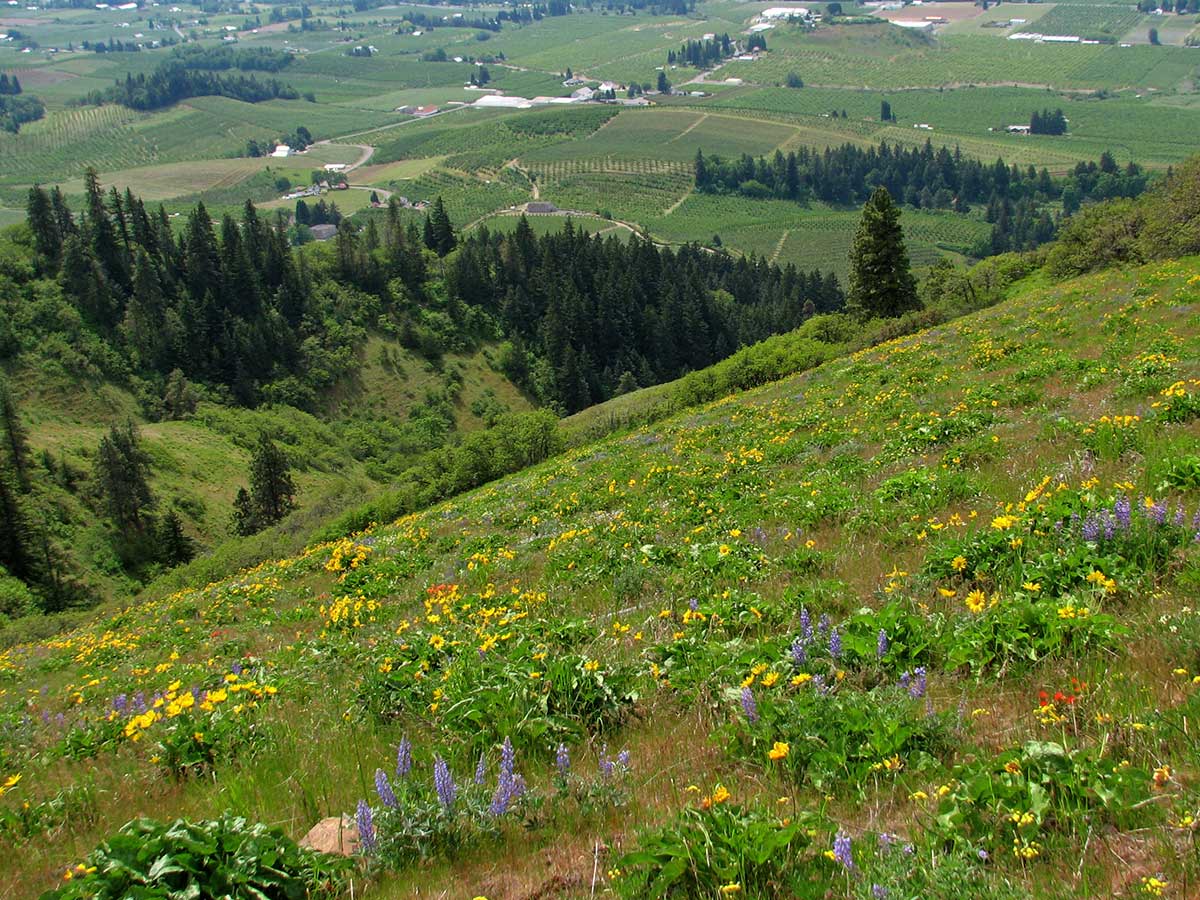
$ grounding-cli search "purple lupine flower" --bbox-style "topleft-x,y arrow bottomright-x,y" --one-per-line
1174,504 -> 1186,527
356,799 -> 376,854
133,692 -> 146,713
977,848 -> 990,861
878,832 -> 897,848
230,661 -> 243,676
598,745 -> 614,780
832,830 -> 853,869
474,754 -> 487,786
899,671 -> 911,692
829,627 -> 842,661
909,667 -> 927,699
556,743 -> 571,778
1149,500 -> 1167,526
375,768 -> 397,809
112,694 -> 128,713
511,773 -> 527,798
1115,495 -> 1131,530
1103,514 -> 1115,542
1192,507 -> 1200,531
876,629 -> 888,660
500,737 -> 515,781
811,673 -> 827,694
741,686 -> 759,723
396,736 -> 412,779
489,778 -> 514,816
1081,515 -> 1101,543
872,886 -> 889,899
790,638 -> 807,667
433,755 -> 456,810
689,598 -> 699,612
616,749 -> 630,768
818,612 -> 831,638
800,607 -> 812,644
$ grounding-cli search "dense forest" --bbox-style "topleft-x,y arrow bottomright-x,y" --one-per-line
0,94 -> 44,133
448,219 -> 843,412
170,44 -> 295,72
84,60 -> 300,111
695,142 -> 1151,256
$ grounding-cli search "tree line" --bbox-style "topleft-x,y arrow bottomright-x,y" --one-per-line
1029,108 -> 1067,136
667,34 -> 733,68
0,73 -> 22,95
446,218 -> 843,412
170,44 -> 295,72
83,61 -> 299,111
0,93 -> 44,134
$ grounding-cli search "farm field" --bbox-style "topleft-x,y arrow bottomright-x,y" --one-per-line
2,249 -> 1199,897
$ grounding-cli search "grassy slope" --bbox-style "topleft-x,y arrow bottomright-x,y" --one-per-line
2,254 -> 1198,896
4,335 -> 530,603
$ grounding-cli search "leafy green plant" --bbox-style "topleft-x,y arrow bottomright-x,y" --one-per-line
613,795 -> 822,898
41,813 -> 350,899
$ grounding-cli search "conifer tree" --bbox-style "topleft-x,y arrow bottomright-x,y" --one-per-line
846,186 -> 919,320
0,382 -> 31,492
94,421 -> 154,532
157,509 -> 194,566
247,432 -> 296,529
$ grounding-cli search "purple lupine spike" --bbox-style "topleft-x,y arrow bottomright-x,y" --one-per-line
818,613 -> 831,638
741,686 -> 759,723
375,768 -> 397,809
1081,515 -> 1101,543
800,607 -> 812,644
872,885 -> 889,899
688,598 -> 699,612
1174,504 -> 1186,527
474,754 -> 487,786
812,673 -> 827,694
910,667 -> 927,699
500,737 -> 515,781
356,800 -> 376,854
230,661 -> 243,676
556,743 -> 571,778
133,692 -> 146,713
616,749 -> 630,768
832,830 -> 854,869
829,627 -> 842,660
599,745 -> 614,780
396,736 -> 412,779
876,629 -> 888,660
1103,514 -> 1115,542
1115,495 -> 1131,530
1150,501 -> 1167,526
489,778 -> 514,816
433,755 -> 456,810
900,671 -> 912,691
790,638 -> 807,667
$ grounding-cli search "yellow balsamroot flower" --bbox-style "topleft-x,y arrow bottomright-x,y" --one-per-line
584,659 -> 599,672
951,555 -> 968,572
965,590 -> 987,614
1153,765 -> 1172,787
718,544 -> 732,557
720,884 -> 742,895
1141,877 -> 1168,897
791,673 -> 813,687
761,671 -> 780,688
938,588 -> 957,598
909,790 -> 928,802
768,741 -> 790,761
1004,760 -> 1021,775
1022,582 -> 1041,593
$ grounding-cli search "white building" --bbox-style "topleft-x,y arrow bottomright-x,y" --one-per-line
759,6 -> 810,19
272,144 -> 292,158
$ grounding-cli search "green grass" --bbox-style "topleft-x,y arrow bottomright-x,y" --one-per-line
718,25 -> 1200,91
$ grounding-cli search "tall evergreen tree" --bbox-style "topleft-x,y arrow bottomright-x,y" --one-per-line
157,509 -> 194,566
846,186 -> 919,320
94,421 -> 154,532
247,432 -> 296,529
0,382 -> 31,492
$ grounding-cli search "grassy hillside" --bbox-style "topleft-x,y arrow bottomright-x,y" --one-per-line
3,252 -> 1198,897
0,334 -> 531,609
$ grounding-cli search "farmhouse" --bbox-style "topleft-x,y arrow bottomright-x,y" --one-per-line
271,144 -> 292,158
1006,124 -> 1031,134
411,105 -> 439,117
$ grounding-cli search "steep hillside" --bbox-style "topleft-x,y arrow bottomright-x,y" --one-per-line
1,333 -> 531,611
3,256 -> 1199,898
